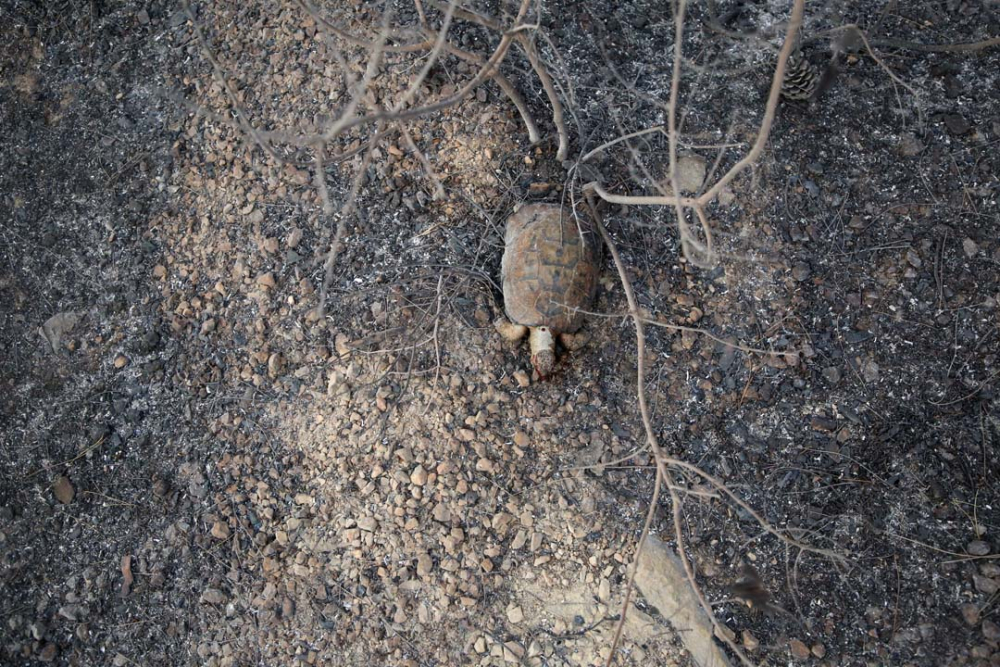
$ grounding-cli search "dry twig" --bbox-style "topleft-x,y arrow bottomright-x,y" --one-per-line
584,0 -> 807,269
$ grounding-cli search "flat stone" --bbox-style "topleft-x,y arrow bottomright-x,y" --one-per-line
789,639 -> 810,660
973,574 -> 998,594
210,521 -> 230,540
898,133 -> 924,156
417,553 -> 433,576
506,604 -> 524,624
963,238 -> 979,258
57,604 -> 88,622
39,311 -> 80,352
635,536 -> 733,666
200,588 -> 226,605
53,476 -> 74,504
960,603 -> 979,626
943,113 -> 970,135
967,540 -> 990,556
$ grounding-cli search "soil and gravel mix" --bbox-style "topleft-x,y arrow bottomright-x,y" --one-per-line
2,1 -> 999,666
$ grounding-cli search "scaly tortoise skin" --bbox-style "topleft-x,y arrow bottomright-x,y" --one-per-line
497,203 -> 600,377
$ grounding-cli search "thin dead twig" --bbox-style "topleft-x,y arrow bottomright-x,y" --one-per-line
585,183 -> 753,666
316,123 -> 384,318
428,0 -> 568,158
585,171 -> 843,666
581,125 -> 666,163
397,122 -> 445,200
585,0 -> 806,268
440,40 -> 541,143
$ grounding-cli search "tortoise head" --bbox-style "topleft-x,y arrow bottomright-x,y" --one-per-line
528,326 -> 556,379
531,349 -> 556,379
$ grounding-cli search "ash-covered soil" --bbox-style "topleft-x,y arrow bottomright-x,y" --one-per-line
2,1 -> 999,666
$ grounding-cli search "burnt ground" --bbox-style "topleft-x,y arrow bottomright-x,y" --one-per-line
1,1 -> 999,666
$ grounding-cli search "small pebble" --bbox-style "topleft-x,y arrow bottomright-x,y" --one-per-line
39,644 -> 58,662
210,521 -> 230,540
973,574 -> 998,594
963,238 -> 979,258
506,604 -> 523,624
789,639 -> 810,660
53,476 -> 75,504
967,540 -> 990,556
961,603 -> 980,626
200,589 -> 226,605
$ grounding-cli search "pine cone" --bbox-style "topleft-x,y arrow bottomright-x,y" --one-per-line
781,55 -> 819,101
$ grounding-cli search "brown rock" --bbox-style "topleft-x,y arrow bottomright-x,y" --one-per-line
811,415 -> 837,432
967,540 -> 991,556
506,604 -> 524,624
789,639 -> 810,660
53,476 -> 74,504
39,643 -> 58,662
417,553 -> 433,577
973,574 -> 998,594
960,603 -> 980,626
210,521 -> 230,540
635,536 -> 733,667
432,503 -> 452,523
267,352 -> 285,378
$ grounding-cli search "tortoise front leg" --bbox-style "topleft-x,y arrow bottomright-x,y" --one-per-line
495,318 -> 528,342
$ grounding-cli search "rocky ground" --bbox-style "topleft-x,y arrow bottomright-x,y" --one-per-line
2,1 -> 999,666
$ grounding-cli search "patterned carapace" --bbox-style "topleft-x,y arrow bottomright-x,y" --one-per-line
501,204 -> 600,333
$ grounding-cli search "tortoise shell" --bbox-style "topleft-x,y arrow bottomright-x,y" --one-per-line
501,203 -> 600,333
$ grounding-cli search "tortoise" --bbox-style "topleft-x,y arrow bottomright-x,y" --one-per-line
495,203 -> 601,378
